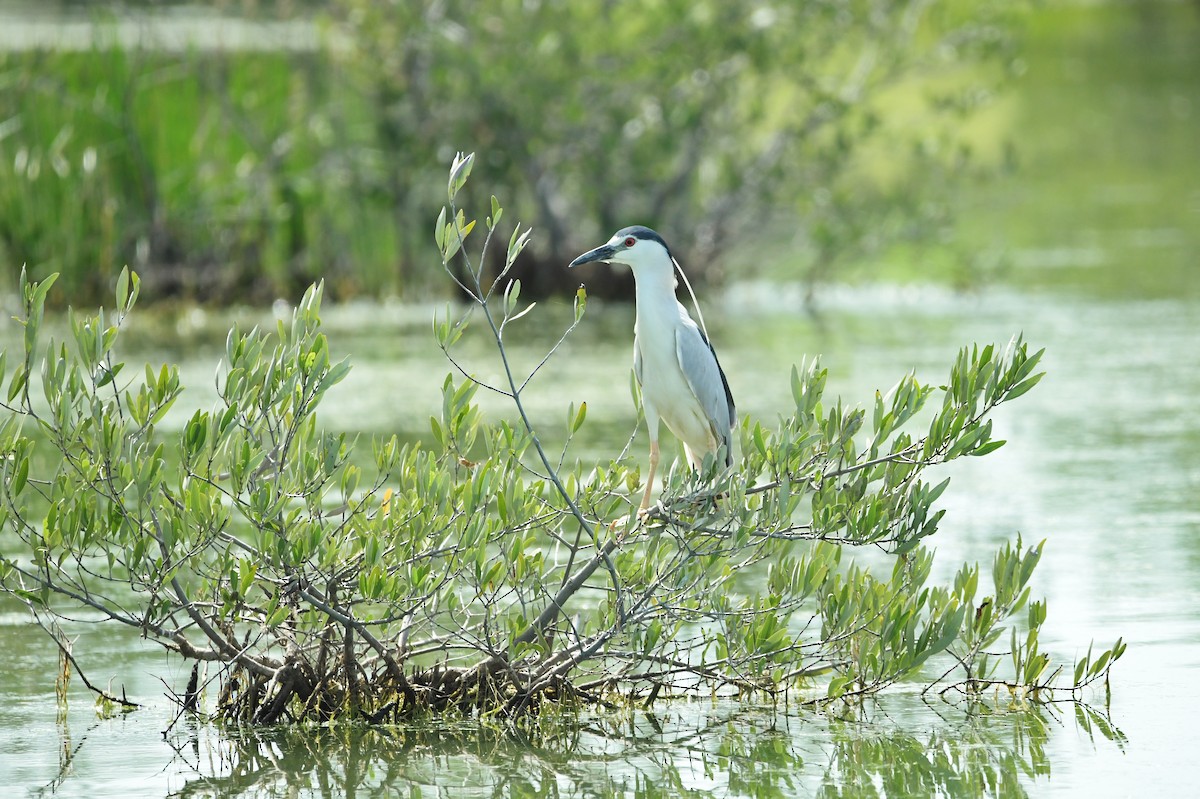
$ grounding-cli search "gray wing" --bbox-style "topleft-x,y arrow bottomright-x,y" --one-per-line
675,318 -> 736,464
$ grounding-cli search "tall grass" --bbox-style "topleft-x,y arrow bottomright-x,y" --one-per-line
0,1 -> 1024,307
0,44 -> 406,305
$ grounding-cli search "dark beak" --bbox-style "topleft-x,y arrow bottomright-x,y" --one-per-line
569,243 -> 617,267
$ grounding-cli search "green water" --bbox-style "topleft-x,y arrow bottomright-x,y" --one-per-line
2,1 -> 1199,796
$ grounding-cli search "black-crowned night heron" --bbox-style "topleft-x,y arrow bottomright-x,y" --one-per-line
570,226 -> 735,513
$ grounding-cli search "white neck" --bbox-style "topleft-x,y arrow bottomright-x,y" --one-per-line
631,262 -> 678,312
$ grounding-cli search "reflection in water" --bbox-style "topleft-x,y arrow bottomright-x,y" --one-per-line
1,3 -> 1196,793
160,699 -> 1122,798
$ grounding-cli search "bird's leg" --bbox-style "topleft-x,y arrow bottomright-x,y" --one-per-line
639,440 -> 660,517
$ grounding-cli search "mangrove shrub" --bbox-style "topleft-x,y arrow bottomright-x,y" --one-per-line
0,161 -> 1122,723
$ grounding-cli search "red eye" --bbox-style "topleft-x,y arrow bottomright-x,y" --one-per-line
624,236 -> 636,248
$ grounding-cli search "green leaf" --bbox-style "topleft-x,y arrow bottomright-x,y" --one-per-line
8,364 -> 27,402
1004,372 -> 1045,402
508,302 -> 537,324
238,560 -> 256,596
573,285 -> 587,322
116,267 -> 130,310
504,278 -> 522,314
448,151 -> 475,200
435,206 -> 447,251
32,272 -> 59,310
184,411 -> 208,459
444,223 -> 465,261
912,604 -> 968,669
970,439 -> 1006,457
507,225 -> 531,265
926,477 -> 951,505
95,361 -> 124,389
644,620 -> 662,653
828,675 -> 851,698
1073,644 -> 1091,686
1088,649 -> 1112,678
10,455 -> 29,496
127,270 -> 141,309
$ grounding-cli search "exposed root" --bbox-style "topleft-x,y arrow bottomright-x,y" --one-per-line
207,655 -> 581,724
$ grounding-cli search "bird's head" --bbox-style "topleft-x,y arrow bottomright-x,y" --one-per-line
569,226 -> 675,276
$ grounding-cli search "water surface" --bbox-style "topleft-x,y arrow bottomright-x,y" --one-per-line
2,1 -> 1199,796
2,280 -> 1195,796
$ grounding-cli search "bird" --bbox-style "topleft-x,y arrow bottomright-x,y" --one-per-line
570,226 -> 735,514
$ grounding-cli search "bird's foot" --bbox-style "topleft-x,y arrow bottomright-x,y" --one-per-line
607,506 -> 657,536
635,504 -> 665,527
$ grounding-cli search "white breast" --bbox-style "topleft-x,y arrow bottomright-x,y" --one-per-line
635,301 -> 720,459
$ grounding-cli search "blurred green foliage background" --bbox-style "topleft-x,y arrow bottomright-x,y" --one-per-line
0,0 -> 1028,305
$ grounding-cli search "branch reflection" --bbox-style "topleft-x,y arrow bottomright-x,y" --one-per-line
166,698 -> 1125,798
